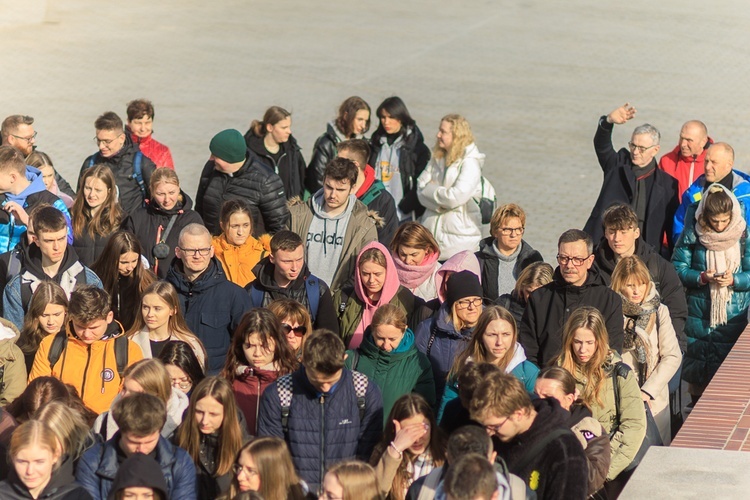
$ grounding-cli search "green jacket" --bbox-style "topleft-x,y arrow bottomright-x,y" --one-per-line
334,285 -> 421,348
571,352 -> 646,481
345,328 -> 435,422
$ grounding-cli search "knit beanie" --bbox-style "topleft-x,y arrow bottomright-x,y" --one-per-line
209,129 -> 246,164
445,270 -> 483,308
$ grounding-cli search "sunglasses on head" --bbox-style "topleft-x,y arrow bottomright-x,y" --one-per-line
281,323 -> 307,336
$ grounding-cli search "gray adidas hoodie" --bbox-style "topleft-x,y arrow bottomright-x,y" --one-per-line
305,190 -> 357,287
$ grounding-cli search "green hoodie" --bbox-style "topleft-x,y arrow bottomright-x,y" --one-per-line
345,328 -> 435,422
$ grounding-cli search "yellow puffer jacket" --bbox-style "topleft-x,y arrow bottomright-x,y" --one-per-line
212,233 -> 270,287
28,321 -> 144,415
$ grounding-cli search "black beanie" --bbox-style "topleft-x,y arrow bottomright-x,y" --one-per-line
445,270 -> 483,308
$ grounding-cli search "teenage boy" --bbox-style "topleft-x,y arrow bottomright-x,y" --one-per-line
77,393 -> 196,500
3,205 -> 101,329
246,230 -> 339,333
79,111 -> 157,213
470,372 -> 588,500
28,285 -> 143,414
0,145 -> 72,253
126,99 -> 175,169
337,138 -> 398,245
257,328 -> 383,491
288,157 -> 379,293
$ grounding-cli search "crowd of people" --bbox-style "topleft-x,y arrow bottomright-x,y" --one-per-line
0,96 -> 744,500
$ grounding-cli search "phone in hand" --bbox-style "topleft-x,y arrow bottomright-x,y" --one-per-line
713,272 -> 726,277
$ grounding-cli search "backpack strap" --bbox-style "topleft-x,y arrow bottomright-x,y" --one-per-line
132,151 -> 147,205
351,370 -> 369,423
513,427 -> 571,474
350,350 -> 360,371
304,276 -> 320,323
5,250 -> 21,281
249,285 -> 265,308
277,374 -> 294,434
611,361 -> 631,432
113,335 -> 129,379
47,330 -> 68,372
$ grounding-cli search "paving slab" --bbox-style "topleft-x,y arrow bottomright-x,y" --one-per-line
2,0 -> 750,259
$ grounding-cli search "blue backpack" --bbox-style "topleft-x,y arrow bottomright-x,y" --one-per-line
249,275 -> 320,322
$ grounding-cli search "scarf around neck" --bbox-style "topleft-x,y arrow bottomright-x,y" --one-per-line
620,287 -> 660,383
393,251 -> 441,290
695,183 -> 746,327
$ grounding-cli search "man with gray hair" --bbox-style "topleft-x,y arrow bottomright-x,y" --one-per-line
583,103 -> 678,253
166,223 -> 250,374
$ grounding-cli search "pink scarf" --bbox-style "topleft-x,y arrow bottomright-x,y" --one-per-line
350,242 -> 402,349
393,250 -> 440,289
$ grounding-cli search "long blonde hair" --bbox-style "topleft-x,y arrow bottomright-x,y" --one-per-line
433,114 -> 475,166
33,401 -> 91,461
223,437 -> 305,500
327,460 -> 382,500
554,307 -> 610,408
448,306 -> 518,380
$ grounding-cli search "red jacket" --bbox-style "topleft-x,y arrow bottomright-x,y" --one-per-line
232,366 -> 280,436
658,137 -> 713,199
131,133 -> 175,169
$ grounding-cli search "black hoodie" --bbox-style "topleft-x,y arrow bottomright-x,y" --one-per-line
247,257 -> 340,334
494,398 -> 588,500
79,135 -> 157,215
519,266 -> 624,367
107,453 -> 167,500
245,129 -> 306,200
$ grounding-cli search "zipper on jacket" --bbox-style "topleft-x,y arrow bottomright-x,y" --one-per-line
319,393 -> 326,491
80,344 -> 93,398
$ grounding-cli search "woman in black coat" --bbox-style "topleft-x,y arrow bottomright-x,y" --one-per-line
369,96 -> 431,221
130,168 -> 203,278
244,106 -> 306,200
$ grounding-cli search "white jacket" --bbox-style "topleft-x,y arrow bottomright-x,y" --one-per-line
417,143 -> 485,258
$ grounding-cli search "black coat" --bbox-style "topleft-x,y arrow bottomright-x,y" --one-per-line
166,258 -> 251,374
494,398 -> 589,500
519,266 -> 624,367
246,258 -> 340,334
195,149 -> 289,236
79,135 -> 156,215
476,237 -> 544,301
369,124 -> 431,218
358,179 -> 399,246
594,238 -> 688,351
306,123 -> 342,194
72,215 -> 134,268
245,130 -> 306,199
129,192 -> 203,279
583,117 -> 679,251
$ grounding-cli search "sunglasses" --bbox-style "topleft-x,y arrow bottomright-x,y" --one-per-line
281,323 -> 307,336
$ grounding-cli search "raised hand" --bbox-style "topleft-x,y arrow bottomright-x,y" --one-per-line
389,419 -> 429,458
607,103 -> 637,125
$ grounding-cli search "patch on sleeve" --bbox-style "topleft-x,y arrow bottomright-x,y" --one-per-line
580,429 -> 596,442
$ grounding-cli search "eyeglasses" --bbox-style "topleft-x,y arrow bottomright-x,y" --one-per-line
281,323 -> 307,336
170,377 -> 192,391
232,463 -> 259,477
178,247 -> 212,256
484,416 -> 510,435
628,142 -> 657,153
11,131 -> 37,143
499,227 -> 525,236
456,298 -> 483,309
556,254 -> 590,267
94,133 -> 123,146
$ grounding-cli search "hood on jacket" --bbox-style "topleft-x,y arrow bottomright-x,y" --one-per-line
435,250 -> 482,302
310,190 -> 358,221
460,142 -> 485,168
5,167 -> 48,205
354,241 -> 401,306
361,328 -> 416,358
253,255 -> 312,293
506,342 -> 528,374
22,243 -> 82,281
0,318 -> 18,343
107,452 -> 168,500
355,165 -> 377,198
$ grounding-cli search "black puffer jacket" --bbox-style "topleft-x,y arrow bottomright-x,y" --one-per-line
594,238 -> 688,351
306,122 -> 344,194
78,135 -> 156,214
369,124 -> 431,218
246,257 -> 340,334
72,215 -> 134,268
245,130 -> 306,199
0,457 -> 91,499
476,237 -> 544,301
195,149 -> 289,236
519,266 -> 624,367
130,192 -> 204,278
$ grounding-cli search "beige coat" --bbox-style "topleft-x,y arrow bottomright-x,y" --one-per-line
0,318 -> 25,406
621,302 -> 682,445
